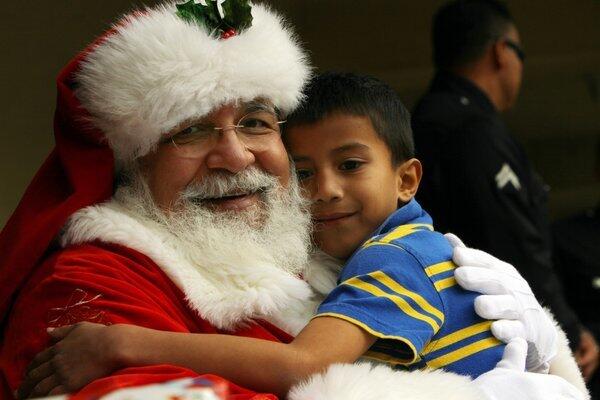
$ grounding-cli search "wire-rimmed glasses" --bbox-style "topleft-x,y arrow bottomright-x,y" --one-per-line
161,109 -> 286,157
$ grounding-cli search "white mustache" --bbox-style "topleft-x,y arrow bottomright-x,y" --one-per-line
180,167 -> 279,202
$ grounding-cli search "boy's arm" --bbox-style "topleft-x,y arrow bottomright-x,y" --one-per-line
122,316 -> 376,396
23,317 -> 376,398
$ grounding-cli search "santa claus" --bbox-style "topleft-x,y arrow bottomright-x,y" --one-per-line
0,1 -> 587,399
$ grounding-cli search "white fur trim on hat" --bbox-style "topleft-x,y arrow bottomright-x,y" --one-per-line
75,1 -> 311,165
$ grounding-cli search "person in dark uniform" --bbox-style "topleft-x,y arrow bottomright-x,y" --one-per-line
411,0 -> 599,382
553,138 -> 600,396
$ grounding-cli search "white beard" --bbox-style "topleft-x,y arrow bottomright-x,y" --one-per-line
115,164 -> 313,283
62,164 -> 337,332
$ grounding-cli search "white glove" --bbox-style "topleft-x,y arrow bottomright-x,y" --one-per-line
446,233 -> 557,373
474,338 -> 587,400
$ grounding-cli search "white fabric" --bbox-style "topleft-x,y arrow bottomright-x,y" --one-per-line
474,338 -> 588,400
446,233 -> 558,373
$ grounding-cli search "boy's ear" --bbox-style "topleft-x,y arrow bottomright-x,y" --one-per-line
395,158 -> 422,204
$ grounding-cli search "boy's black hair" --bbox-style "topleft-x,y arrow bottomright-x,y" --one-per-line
433,0 -> 513,71
285,72 -> 414,165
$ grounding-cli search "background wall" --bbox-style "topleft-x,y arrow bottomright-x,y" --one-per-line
1,0 -> 599,227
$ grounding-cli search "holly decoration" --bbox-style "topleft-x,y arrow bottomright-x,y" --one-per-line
176,0 -> 253,39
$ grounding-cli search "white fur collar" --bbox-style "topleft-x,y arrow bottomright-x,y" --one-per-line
61,200 -> 340,334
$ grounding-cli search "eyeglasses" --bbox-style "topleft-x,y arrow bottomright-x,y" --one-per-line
504,39 -> 526,63
161,110 -> 286,157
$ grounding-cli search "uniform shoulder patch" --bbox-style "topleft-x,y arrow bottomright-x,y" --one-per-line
495,163 -> 521,190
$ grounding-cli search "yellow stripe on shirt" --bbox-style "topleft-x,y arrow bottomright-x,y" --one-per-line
361,242 -> 401,250
424,261 -> 456,277
368,270 -> 445,323
426,337 -> 502,369
363,350 -> 417,366
342,277 -> 441,332
423,321 -> 493,354
378,224 -> 433,244
434,277 -> 457,291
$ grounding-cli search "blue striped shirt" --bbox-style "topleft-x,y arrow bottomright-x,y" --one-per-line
315,199 -> 504,377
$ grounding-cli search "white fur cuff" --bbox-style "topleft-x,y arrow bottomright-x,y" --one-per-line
288,363 -> 484,400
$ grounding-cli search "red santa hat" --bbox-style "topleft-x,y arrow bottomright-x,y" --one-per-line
0,1 -> 310,321
77,1 -> 310,168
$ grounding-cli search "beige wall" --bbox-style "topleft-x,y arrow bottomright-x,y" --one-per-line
1,1 -> 599,227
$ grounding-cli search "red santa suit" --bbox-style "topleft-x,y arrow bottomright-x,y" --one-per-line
0,202 -> 319,399
0,2 -> 586,400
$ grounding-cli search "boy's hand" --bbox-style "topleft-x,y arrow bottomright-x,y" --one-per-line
474,338 -> 587,400
446,233 -> 557,373
18,322 -> 123,399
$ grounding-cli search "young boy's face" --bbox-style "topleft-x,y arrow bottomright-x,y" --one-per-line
286,113 -> 407,260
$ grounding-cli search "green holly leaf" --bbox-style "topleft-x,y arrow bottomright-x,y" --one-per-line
176,0 -> 222,34
221,0 -> 253,32
175,0 -> 253,37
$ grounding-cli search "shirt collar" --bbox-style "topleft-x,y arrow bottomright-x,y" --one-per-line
431,71 -> 497,115
374,198 -> 433,236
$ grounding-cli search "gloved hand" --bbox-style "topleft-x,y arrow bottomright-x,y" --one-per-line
446,233 -> 557,373
474,338 -> 587,400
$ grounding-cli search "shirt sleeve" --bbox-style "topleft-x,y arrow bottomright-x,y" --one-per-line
315,243 -> 445,364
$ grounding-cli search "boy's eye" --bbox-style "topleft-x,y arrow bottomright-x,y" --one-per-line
295,169 -> 313,181
339,160 -> 363,171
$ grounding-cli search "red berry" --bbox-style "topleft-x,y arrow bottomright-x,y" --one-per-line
220,28 -> 236,40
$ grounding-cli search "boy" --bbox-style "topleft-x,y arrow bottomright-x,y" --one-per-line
283,72 -> 504,374
22,73 -> 504,397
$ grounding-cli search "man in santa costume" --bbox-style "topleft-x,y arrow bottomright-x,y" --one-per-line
0,1 -> 588,399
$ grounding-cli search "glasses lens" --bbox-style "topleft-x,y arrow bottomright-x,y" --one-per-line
238,111 -> 280,135
170,125 -> 213,145
163,125 -> 215,158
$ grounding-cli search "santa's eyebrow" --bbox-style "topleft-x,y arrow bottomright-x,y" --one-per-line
243,101 -> 276,114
